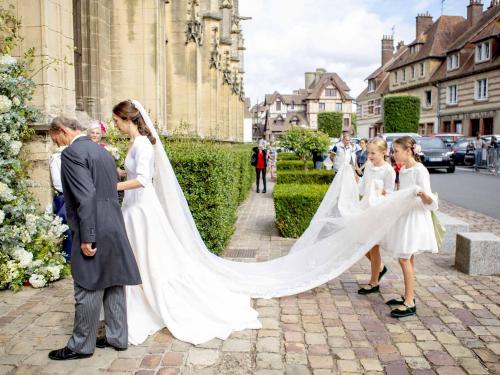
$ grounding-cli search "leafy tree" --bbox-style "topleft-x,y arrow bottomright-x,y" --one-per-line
351,113 -> 357,135
279,126 -> 330,170
383,95 -> 420,133
318,112 -> 343,137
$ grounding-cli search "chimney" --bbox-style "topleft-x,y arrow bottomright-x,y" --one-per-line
467,0 -> 484,26
396,40 -> 405,52
489,0 -> 499,9
416,12 -> 433,37
381,35 -> 394,66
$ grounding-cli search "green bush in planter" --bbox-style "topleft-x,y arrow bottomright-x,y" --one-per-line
277,170 -> 335,185
276,160 -> 314,171
273,184 -> 329,238
277,153 -> 300,160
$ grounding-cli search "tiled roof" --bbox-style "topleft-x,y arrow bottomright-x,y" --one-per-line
388,16 -> 467,71
264,91 -> 308,105
449,5 -> 500,50
306,73 -> 352,100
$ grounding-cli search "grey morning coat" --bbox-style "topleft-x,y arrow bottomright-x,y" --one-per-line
61,136 -> 142,290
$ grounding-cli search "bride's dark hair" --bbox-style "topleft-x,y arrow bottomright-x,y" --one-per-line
112,100 -> 156,145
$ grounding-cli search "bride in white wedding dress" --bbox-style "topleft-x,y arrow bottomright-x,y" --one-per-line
113,99 -> 425,345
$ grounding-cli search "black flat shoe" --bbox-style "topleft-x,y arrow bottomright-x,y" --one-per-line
96,337 -> 127,351
358,284 -> 380,295
262,190 -> 266,193
256,189 -> 260,193
386,296 -> 415,306
391,303 -> 416,318
378,265 -> 387,281
48,347 -> 93,360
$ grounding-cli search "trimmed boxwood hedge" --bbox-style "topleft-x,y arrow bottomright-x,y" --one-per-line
276,160 -> 314,170
318,112 -> 343,137
383,95 -> 420,133
164,140 -> 253,254
273,184 -> 329,238
277,170 -> 335,185
277,152 -> 300,160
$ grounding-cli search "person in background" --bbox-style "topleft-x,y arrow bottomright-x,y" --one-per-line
323,151 -> 335,170
332,134 -> 356,172
312,149 -> 324,170
88,121 -> 107,147
267,145 -> 277,181
251,141 -> 268,193
355,138 -> 368,177
472,132 -> 485,171
49,146 -> 73,260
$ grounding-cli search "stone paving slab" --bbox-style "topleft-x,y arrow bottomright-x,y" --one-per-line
0,182 -> 499,374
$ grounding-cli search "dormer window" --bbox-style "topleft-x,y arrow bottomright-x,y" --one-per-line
447,53 -> 459,71
475,41 -> 491,63
368,80 -> 375,92
409,45 -> 420,54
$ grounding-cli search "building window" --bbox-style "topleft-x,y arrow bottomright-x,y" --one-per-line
290,102 -> 295,110
446,85 -> 458,105
475,79 -> 488,100
394,71 -> 398,83
344,118 -> 350,128
411,65 -> 416,79
410,44 -> 420,54
319,102 -> 326,112
276,101 -> 281,111
475,41 -> 491,63
336,103 -> 342,112
359,104 -> 364,117
424,90 -> 432,107
447,53 -> 459,70
402,69 -> 406,81
374,99 -> 381,115
367,100 -> 374,114
325,88 -> 337,96
368,80 -> 375,93
419,62 -> 425,77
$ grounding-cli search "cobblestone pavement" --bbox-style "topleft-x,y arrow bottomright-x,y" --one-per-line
439,200 -> 500,236
1,182 -> 499,374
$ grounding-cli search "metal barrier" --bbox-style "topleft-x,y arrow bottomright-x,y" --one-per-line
486,148 -> 500,175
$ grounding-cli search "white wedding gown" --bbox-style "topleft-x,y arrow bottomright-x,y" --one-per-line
121,100 -> 432,345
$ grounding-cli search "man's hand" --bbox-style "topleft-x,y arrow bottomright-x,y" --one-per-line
81,242 -> 96,257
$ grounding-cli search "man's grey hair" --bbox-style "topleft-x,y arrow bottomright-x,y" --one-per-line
49,116 -> 85,132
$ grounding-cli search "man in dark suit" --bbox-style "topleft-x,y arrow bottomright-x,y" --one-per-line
48,116 -> 141,360
251,142 -> 268,193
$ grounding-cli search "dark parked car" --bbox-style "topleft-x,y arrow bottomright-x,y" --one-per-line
451,138 -> 475,166
417,137 -> 455,173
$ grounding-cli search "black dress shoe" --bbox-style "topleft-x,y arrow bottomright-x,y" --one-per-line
96,336 -> 127,351
256,189 -> 260,193
358,284 -> 380,295
262,190 -> 266,193
48,347 -> 92,360
378,265 -> 388,281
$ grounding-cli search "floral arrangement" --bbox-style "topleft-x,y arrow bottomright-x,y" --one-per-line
0,6 -> 70,291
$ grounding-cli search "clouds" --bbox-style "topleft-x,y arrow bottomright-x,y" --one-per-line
240,0 -> 465,103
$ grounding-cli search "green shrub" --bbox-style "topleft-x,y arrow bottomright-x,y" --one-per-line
318,112 -> 343,137
273,184 -> 329,238
383,95 -> 420,133
277,152 -> 300,160
276,160 -> 314,170
277,170 -> 335,185
164,140 -> 252,254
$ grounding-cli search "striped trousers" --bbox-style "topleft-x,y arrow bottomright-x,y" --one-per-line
67,283 -> 128,354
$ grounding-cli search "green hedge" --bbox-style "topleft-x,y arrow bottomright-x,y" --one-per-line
277,152 -> 300,160
383,95 -> 420,133
276,160 -> 314,170
277,170 -> 335,185
273,184 -> 329,238
318,112 -> 343,137
164,140 -> 252,254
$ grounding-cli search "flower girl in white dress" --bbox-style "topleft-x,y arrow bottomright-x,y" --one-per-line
357,138 -> 395,295
385,136 -> 438,318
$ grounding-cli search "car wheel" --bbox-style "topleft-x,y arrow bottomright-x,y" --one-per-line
447,165 -> 455,173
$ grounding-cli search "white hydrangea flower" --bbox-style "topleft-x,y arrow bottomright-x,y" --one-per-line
0,54 -> 17,67
12,248 -> 33,268
0,181 -> 15,202
30,259 -> 43,268
0,209 -> 4,224
6,260 -> 19,283
10,140 -> 22,156
0,132 -> 11,143
25,213 -> 38,236
46,265 -> 61,281
0,95 -> 12,114
29,274 -> 46,288
12,97 -> 21,106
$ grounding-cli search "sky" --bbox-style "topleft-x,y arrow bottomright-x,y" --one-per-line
239,0 -> 468,106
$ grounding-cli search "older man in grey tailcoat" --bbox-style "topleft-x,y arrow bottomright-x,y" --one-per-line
48,116 -> 141,360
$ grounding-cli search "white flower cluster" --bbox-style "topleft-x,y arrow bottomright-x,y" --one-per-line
104,145 -> 120,160
0,132 -> 10,143
44,265 -> 63,281
29,274 -> 46,288
10,140 -> 22,156
5,260 -> 20,284
12,247 -> 33,267
0,209 -> 4,224
0,181 -> 15,202
0,54 -> 17,69
25,213 -> 39,236
0,95 -> 12,114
